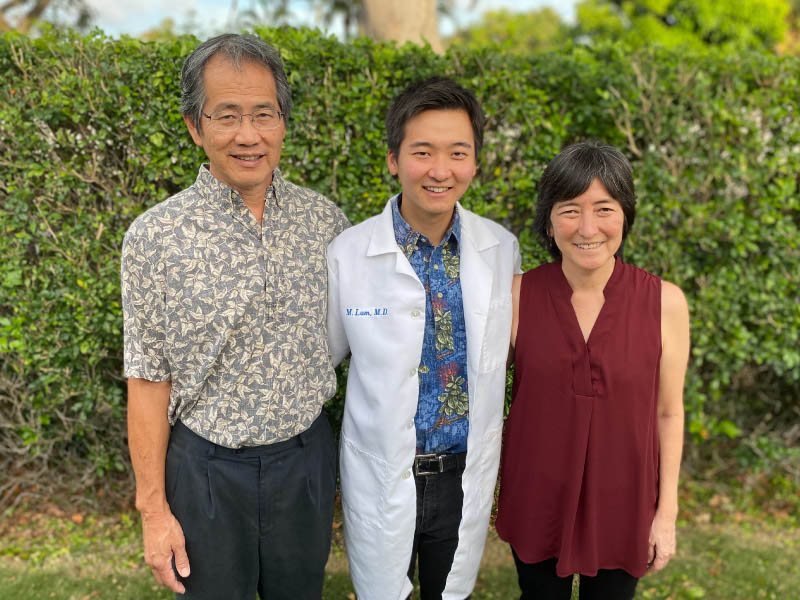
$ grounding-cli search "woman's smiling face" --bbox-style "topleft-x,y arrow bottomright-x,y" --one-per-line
549,178 -> 625,274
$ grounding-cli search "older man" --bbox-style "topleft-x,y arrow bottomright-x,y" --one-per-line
122,34 -> 348,599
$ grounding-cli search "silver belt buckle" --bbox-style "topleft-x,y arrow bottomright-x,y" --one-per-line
414,453 -> 443,476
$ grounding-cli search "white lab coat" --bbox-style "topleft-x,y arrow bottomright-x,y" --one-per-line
327,198 -> 521,600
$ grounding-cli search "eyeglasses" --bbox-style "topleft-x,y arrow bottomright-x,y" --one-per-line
201,108 -> 285,132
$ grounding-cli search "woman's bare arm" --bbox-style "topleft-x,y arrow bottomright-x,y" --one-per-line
648,280 -> 690,573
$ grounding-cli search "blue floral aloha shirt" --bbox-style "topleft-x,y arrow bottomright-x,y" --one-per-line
391,196 -> 469,454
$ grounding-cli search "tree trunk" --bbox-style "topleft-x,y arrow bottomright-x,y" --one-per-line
1,0 -> 56,33
361,0 -> 443,54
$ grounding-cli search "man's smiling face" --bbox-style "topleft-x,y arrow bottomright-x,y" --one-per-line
184,54 -> 286,197
387,108 -> 477,235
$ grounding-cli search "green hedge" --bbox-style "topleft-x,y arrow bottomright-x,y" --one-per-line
0,27 -> 798,503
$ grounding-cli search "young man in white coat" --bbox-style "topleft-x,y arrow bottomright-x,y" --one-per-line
327,77 -> 521,600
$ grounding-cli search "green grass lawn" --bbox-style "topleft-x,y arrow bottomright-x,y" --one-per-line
1,510 -> 797,599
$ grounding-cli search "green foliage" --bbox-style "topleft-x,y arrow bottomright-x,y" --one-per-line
448,8 -> 569,54
0,27 -> 798,503
576,0 -> 792,52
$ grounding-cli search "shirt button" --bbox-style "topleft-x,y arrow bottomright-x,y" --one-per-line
436,292 -> 443,298
433,264 -> 439,270
402,470 -> 412,480
411,309 -> 421,318
407,420 -> 414,429
409,367 -> 417,377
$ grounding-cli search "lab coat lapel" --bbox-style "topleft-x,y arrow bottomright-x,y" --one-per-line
458,204 -> 497,375
366,198 -> 420,282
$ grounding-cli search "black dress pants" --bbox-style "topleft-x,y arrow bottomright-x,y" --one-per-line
407,459 -> 466,600
165,413 -> 336,600
512,549 -> 639,600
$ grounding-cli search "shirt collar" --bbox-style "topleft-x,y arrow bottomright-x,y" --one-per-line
195,164 -> 286,210
390,195 -> 461,252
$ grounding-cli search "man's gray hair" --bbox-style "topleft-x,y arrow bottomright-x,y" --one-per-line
180,33 -> 293,131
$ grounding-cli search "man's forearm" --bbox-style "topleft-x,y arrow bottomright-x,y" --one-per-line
128,378 -> 172,514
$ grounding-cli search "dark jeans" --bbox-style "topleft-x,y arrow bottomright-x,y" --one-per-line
166,413 -> 336,600
512,550 -> 639,600
407,459 -> 466,600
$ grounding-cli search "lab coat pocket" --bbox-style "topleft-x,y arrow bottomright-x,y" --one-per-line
340,432 -> 389,526
479,295 -> 512,373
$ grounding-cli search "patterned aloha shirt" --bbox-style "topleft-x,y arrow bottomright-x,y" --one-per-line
391,196 -> 469,454
122,165 -> 349,448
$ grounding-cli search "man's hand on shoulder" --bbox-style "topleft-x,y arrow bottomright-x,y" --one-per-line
141,508 -> 190,593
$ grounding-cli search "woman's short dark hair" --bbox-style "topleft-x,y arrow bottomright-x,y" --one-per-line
385,76 -> 484,159
534,141 -> 636,259
181,33 -> 292,132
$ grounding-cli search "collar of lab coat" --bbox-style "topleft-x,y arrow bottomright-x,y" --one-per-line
366,195 -> 501,258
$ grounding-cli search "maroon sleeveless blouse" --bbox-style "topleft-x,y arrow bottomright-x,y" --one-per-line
496,258 -> 662,578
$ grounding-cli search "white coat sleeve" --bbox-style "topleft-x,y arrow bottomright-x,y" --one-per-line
326,247 -> 350,366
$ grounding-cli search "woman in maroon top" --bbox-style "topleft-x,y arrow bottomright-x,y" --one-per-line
496,142 -> 690,599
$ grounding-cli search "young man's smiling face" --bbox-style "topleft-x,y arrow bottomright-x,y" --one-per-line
184,54 -> 286,199
388,108 -> 477,242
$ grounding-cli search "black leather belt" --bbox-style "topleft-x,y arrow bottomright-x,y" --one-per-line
413,452 -> 467,476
